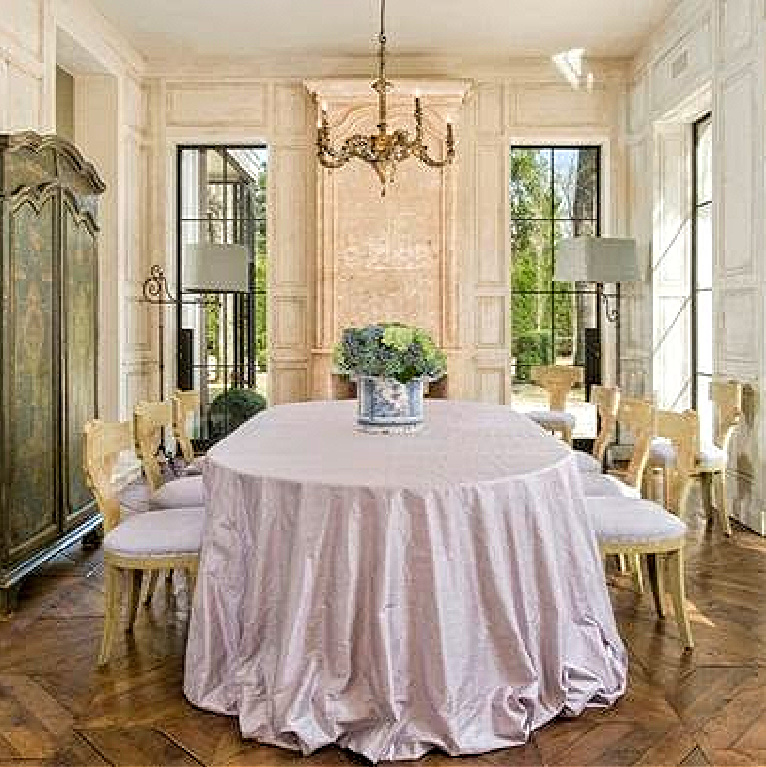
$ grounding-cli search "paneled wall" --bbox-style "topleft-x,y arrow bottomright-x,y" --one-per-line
147,78 -> 316,405
309,81 -> 465,398
0,0 -> 54,131
627,0 -> 766,533
461,67 -> 627,402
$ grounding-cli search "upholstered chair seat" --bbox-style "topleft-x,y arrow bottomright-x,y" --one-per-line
151,475 -> 205,509
581,473 -> 641,499
119,474 -> 205,513
649,438 -> 727,471
587,497 -> 687,547
104,508 -> 204,558
574,451 -> 602,473
527,410 -> 576,430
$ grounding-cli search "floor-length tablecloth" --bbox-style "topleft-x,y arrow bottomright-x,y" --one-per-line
184,400 -> 627,762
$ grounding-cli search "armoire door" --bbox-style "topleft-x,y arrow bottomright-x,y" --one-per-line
61,193 -> 98,530
1,188 -> 59,564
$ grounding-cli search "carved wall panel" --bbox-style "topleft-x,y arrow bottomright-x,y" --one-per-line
310,81 -> 468,399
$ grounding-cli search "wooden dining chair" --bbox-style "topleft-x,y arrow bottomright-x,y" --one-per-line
331,372 -> 357,400
527,365 -> 584,444
580,396 -> 655,499
647,379 -> 742,535
172,389 -> 203,469
83,419 -> 204,665
133,400 -> 172,491
574,385 -> 620,474
587,409 -> 698,650
425,375 -> 449,399
134,400 -> 205,510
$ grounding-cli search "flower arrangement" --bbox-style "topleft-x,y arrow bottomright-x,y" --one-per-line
334,323 -> 447,384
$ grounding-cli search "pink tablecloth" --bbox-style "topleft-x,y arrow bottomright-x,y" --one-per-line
184,400 -> 626,762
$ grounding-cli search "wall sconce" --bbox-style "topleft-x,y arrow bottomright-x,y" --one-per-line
554,236 -> 640,322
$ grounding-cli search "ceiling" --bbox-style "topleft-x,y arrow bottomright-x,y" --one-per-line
86,0 -> 676,63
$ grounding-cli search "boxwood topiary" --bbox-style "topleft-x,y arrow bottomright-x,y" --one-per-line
207,387 -> 267,444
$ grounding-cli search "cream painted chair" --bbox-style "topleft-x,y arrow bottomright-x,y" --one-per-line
647,380 -> 742,535
133,400 -> 204,507
587,409 -> 698,650
527,365 -> 584,444
172,389 -> 204,472
83,419 -> 204,666
580,396 -> 655,500
574,385 -> 620,474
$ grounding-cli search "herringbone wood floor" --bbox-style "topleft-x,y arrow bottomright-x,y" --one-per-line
1,492 -> 766,766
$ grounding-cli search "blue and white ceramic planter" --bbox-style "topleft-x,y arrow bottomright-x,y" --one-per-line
357,375 -> 424,432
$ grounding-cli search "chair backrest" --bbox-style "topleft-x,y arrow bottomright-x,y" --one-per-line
711,379 -> 742,451
618,396 -> 655,489
83,419 -> 133,532
331,372 -> 357,400
530,365 -> 584,411
591,385 -> 620,462
134,400 -> 172,491
426,375 -> 449,399
172,389 -> 200,464
656,408 -> 699,516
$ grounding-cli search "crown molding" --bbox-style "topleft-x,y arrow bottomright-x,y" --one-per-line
305,78 -> 472,104
55,0 -> 147,79
144,52 -> 631,86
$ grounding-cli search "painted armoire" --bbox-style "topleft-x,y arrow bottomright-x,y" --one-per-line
0,132 -> 103,610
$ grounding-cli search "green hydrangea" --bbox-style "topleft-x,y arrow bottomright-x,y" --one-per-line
334,322 -> 447,384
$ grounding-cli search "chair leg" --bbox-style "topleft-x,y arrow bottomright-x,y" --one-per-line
184,563 -> 198,599
716,470 -> 732,537
617,554 -> 627,573
166,569 -> 174,585
666,549 -> 693,650
143,570 -> 160,606
630,553 -> 644,594
700,472 -> 714,528
126,569 -> 143,632
646,553 -> 666,619
99,564 -> 122,666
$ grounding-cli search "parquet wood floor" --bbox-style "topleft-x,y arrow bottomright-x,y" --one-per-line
1,491 -> 765,766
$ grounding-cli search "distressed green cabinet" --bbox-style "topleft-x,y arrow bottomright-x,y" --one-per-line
0,133 -> 104,609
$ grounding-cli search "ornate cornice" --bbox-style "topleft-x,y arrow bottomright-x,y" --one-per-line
2,132 -> 106,194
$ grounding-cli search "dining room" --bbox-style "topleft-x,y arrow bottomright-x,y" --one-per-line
1,0 -> 766,764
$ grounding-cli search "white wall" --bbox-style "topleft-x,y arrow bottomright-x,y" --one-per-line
0,0 -> 55,131
143,58 -> 628,405
626,0 -> 766,533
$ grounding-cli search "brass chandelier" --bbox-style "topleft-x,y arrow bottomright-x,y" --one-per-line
316,0 -> 455,196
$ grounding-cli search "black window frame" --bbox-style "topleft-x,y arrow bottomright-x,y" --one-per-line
691,113 -> 712,412
509,144 -> 603,381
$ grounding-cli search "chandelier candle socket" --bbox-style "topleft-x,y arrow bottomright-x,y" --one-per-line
316,0 -> 456,195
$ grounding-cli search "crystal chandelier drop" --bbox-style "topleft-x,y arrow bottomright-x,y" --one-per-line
316,0 -> 455,196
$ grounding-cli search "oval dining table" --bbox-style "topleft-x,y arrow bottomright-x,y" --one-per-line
184,399 -> 627,763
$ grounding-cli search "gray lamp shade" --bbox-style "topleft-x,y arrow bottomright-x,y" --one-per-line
183,243 -> 249,293
555,236 -> 640,283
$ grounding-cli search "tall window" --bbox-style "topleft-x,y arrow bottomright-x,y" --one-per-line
509,146 -> 600,437
692,115 -> 713,442
177,146 -> 268,443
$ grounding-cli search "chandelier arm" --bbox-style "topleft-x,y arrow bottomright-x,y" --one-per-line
317,152 -> 351,170
412,144 -> 455,168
